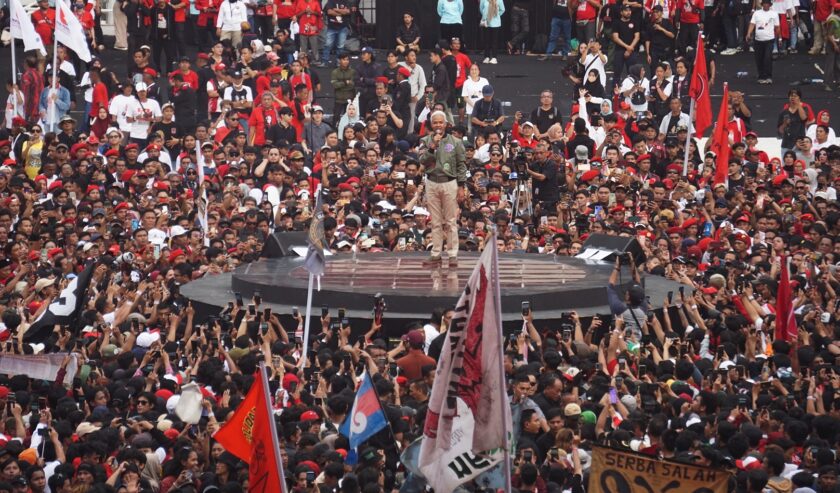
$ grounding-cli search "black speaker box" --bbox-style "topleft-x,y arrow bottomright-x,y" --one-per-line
580,234 -> 646,266
260,231 -> 309,258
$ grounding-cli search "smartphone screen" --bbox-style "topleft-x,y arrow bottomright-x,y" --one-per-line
321,306 -> 329,318
248,304 -> 256,316
234,292 -> 244,307
338,308 -> 346,319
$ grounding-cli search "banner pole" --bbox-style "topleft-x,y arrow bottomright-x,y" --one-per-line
49,4 -> 59,133
683,97 -> 695,177
11,37 -> 17,119
300,272 -> 315,370
489,230 -> 512,493
259,362 -> 287,493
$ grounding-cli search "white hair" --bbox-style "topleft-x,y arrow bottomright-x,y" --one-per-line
430,111 -> 447,122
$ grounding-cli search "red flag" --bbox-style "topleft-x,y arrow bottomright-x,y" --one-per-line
689,34 -> 712,137
214,365 -> 286,493
710,83 -> 731,187
775,255 -> 797,342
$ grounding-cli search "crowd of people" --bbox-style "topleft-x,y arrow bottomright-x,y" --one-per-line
0,0 -> 839,491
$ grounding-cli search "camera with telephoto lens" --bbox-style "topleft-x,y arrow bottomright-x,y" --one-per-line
115,252 -> 135,265
514,152 -> 529,174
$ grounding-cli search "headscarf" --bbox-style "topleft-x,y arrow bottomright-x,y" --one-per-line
338,94 -> 361,140
600,99 -> 613,116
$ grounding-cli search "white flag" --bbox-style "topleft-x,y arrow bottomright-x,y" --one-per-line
195,142 -> 210,246
9,0 -> 47,55
418,234 -> 512,493
55,0 -> 92,62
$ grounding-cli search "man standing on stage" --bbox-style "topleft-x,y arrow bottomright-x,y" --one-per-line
420,111 -> 466,267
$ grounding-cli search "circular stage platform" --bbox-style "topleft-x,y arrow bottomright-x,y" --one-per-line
182,252 -> 683,330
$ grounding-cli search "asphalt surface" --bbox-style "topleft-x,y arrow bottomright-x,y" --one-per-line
1,42 -> 838,137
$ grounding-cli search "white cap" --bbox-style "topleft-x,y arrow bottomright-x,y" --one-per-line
135,82 -> 148,92
413,207 -> 430,217
169,225 -> 187,237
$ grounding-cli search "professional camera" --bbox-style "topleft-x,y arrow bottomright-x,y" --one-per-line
115,252 -> 135,265
514,152 -> 529,174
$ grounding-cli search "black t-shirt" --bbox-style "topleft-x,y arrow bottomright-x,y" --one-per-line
266,123 -> 297,145
530,106 -> 563,134
645,18 -> 675,51
324,0 -> 349,28
551,0 -> 571,18
151,121 -> 180,148
778,109 -> 807,149
614,18 -> 638,47
530,159 -> 560,202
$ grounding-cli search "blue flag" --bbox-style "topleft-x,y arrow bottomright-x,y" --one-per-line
339,372 -> 387,449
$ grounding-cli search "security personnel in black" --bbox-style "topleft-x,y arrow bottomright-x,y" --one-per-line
526,141 -> 560,212
355,46 -> 382,117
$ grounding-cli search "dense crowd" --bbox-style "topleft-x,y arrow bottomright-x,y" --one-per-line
0,0 -> 838,492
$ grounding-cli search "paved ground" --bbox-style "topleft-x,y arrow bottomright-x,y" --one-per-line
2,43 -> 837,137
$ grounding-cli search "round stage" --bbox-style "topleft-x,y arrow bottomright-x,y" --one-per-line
182,253 -> 682,330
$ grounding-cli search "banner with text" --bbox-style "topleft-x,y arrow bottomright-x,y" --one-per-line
0,353 -> 77,384
589,446 -> 730,493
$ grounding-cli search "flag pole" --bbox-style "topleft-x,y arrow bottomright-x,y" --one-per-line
259,362 -> 288,493
300,272 -> 315,370
11,37 -> 17,119
489,229 -> 512,493
49,2 -> 59,133
683,98 -> 695,177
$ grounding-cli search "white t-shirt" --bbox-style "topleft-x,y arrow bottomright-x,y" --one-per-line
109,94 -> 135,132
620,77 -> 650,113
4,93 -> 24,130
127,98 -> 162,140
771,0 -> 793,14
461,77 -> 490,115
581,53 -> 607,88
751,9 -> 779,42
806,123 -> 837,143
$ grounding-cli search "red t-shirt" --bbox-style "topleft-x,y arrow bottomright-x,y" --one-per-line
90,82 -> 109,116
31,9 -> 55,45
248,105 -> 279,146
677,0 -> 703,24
169,69 -> 199,90
171,0 -> 187,22
576,0 -> 598,21
454,52 -> 472,89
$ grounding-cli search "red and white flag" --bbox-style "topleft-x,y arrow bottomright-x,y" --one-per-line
711,82 -> 731,187
419,234 -> 511,492
9,0 -> 46,55
775,255 -> 797,343
689,33 -> 712,137
55,0 -> 92,62
214,363 -> 287,493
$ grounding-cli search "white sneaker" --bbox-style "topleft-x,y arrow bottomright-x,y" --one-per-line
490,57 -> 498,64
749,46 -> 754,52
483,57 -> 490,64
721,48 -> 738,55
